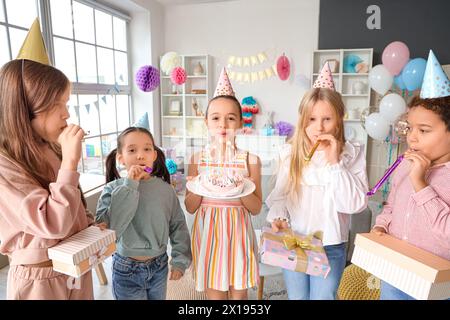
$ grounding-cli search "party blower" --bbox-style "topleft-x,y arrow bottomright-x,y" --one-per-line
304,140 -> 321,162
367,154 -> 404,196
144,166 -> 153,174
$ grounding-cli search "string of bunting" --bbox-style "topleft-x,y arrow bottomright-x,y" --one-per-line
228,65 -> 278,82
227,52 -> 267,67
68,82 -> 122,119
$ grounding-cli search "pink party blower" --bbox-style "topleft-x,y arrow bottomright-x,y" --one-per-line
367,154 -> 404,196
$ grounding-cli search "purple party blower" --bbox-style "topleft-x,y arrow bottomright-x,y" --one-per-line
367,154 -> 404,196
144,166 -> 153,174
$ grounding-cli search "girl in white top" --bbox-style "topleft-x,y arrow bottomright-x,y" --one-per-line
266,87 -> 369,300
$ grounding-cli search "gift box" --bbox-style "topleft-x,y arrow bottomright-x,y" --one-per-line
171,172 -> 185,194
351,233 -> 450,300
259,227 -> 330,278
48,226 -> 116,278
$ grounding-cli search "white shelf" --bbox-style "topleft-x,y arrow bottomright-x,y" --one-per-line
344,119 -> 362,122
341,94 -> 370,97
163,135 -> 184,139
342,73 -> 369,76
160,54 -> 212,168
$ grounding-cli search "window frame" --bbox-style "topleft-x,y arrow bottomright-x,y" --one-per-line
1,0 -> 133,175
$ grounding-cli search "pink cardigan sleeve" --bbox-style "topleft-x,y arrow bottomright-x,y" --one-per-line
0,169 -> 83,239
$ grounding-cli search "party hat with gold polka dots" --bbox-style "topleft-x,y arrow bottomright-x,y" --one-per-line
313,61 -> 335,90
420,50 -> 450,99
214,67 -> 235,97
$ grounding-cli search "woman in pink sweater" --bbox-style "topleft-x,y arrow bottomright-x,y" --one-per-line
372,94 -> 450,299
0,59 -> 94,299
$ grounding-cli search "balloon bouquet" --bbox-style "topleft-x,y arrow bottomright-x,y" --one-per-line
364,41 -> 427,198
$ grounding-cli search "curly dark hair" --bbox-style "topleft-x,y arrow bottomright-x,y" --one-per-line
408,95 -> 450,131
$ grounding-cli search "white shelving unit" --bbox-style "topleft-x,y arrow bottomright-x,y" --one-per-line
311,48 -> 373,154
160,54 -> 212,172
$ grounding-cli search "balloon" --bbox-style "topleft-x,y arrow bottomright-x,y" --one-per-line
394,74 -> 406,90
402,58 -> 426,91
379,93 -> 407,123
369,64 -> 393,96
365,112 -> 391,141
382,41 -> 410,76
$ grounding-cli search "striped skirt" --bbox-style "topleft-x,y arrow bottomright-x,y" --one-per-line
191,199 -> 259,292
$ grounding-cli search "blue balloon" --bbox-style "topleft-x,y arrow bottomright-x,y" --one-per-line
394,74 -> 406,90
401,58 -> 426,91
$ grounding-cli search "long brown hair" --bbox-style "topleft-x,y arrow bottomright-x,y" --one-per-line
105,127 -> 170,184
0,59 -> 71,190
286,88 -> 346,200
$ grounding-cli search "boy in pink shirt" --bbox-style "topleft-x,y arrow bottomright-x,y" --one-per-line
0,20 -> 94,299
372,50 -> 450,300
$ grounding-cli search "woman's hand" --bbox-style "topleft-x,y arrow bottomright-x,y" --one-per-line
127,165 -> 149,181
58,124 -> 85,171
169,269 -> 183,280
317,134 -> 341,165
404,150 -> 430,192
271,218 -> 289,232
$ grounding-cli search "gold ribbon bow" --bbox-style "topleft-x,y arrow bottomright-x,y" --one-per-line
282,230 -> 324,254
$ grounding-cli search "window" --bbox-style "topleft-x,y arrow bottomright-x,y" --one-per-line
0,0 -> 39,66
1,0 -> 132,176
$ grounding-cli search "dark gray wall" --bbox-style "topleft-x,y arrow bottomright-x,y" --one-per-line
319,0 -> 450,64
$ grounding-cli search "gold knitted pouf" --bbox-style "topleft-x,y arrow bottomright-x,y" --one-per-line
337,264 -> 380,300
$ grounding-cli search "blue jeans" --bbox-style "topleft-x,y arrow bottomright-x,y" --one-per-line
380,281 -> 415,300
282,242 -> 347,300
112,252 -> 169,300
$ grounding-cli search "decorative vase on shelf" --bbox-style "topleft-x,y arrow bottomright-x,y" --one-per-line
193,62 -> 204,76
352,81 -> 366,95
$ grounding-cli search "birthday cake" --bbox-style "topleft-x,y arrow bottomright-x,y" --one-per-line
199,171 -> 244,197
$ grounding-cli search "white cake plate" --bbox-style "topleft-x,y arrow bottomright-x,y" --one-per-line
186,177 -> 256,199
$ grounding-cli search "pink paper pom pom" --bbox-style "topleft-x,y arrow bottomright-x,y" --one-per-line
170,67 -> 187,85
277,54 -> 290,81
135,65 -> 160,92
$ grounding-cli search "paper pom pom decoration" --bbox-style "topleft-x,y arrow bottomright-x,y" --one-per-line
343,54 -> 363,73
135,65 -> 160,92
241,96 -> 260,128
275,121 -> 294,137
276,54 -> 290,81
165,158 -> 178,175
170,67 -> 187,85
160,51 -> 181,75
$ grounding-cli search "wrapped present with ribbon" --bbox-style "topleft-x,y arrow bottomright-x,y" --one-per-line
259,226 -> 331,278
48,226 -> 116,278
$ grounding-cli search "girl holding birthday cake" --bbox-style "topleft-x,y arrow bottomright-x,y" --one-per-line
185,68 -> 262,300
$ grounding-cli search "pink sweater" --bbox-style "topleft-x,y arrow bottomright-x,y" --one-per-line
374,160 -> 450,260
0,145 -> 94,265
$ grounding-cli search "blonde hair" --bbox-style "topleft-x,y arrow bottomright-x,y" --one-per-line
286,88 -> 346,201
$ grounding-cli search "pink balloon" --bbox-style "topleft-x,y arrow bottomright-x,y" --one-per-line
382,41 -> 410,76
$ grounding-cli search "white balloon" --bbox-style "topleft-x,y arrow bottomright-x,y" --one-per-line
379,93 -> 407,123
369,64 -> 394,96
365,112 -> 391,141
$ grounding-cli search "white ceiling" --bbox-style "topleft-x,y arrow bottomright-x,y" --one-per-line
156,0 -> 236,5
